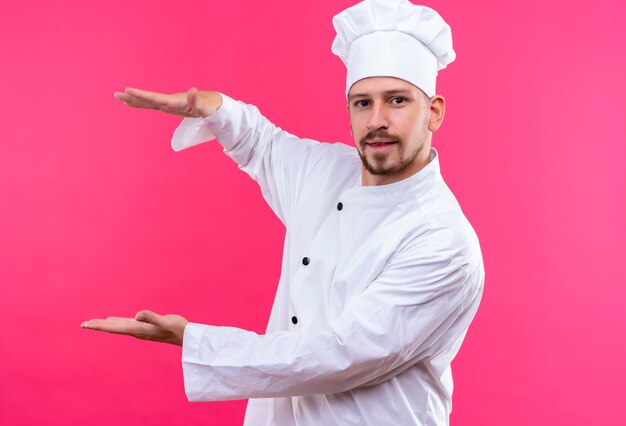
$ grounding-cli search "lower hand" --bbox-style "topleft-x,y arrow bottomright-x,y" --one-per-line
81,310 -> 189,346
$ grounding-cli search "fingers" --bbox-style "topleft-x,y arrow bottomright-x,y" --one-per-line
114,87 -> 196,116
113,92 -> 132,102
80,311 -> 165,330
124,87 -> 167,104
114,94 -> 152,110
82,317 -> 141,334
81,316 -> 161,339
113,87 -> 163,107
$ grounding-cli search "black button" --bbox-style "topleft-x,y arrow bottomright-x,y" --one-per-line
337,202 -> 343,211
302,257 -> 310,266
291,316 -> 298,324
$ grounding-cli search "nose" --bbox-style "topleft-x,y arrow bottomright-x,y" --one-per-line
367,103 -> 389,130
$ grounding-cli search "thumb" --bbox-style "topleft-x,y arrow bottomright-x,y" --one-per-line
186,87 -> 199,114
135,310 -> 163,326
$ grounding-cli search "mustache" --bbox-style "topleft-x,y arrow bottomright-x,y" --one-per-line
359,129 -> 401,146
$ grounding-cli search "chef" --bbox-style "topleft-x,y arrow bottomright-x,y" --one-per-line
82,0 -> 484,425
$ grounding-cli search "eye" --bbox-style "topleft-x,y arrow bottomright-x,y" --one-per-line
391,97 -> 405,105
353,99 -> 370,108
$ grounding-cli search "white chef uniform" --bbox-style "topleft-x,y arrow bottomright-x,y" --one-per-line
173,92 -> 484,425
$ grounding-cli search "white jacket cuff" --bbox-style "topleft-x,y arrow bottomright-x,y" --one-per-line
182,322 -> 215,401
170,93 -> 234,152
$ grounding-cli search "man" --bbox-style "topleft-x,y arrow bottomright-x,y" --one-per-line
81,0 -> 484,424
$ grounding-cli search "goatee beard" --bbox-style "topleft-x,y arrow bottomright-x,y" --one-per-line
358,129 -> 418,177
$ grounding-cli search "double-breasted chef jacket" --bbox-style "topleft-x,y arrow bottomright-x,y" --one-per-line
171,94 -> 484,426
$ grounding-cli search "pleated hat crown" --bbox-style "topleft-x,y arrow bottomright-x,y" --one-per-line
331,0 -> 455,97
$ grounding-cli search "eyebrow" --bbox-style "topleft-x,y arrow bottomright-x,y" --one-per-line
348,89 -> 412,101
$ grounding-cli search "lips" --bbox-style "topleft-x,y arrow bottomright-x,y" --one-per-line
360,130 -> 400,150
367,141 -> 396,146
365,140 -> 397,149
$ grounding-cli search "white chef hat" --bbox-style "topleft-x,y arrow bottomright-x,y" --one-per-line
331,0 -> 455,98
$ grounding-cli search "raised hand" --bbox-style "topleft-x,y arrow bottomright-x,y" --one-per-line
114,87 -> 222,118
81,310 -> 189,346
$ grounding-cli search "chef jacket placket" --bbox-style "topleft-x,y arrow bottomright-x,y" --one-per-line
288,199 -> 347,330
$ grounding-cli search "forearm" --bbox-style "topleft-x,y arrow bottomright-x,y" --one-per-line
182,323 -> 383,401
180,275 -> 478,401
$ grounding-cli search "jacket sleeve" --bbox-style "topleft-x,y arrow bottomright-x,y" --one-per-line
171,94 -> 328,225
181,233 -> 484,401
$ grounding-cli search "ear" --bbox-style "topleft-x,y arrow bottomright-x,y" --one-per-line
428,95 -> 446,132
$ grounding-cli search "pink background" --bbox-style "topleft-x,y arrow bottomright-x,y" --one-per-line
1,0 -> 625,424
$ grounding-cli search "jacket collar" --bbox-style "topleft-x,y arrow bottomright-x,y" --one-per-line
342,148 -> 441,205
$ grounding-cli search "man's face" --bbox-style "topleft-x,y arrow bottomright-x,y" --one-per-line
348,77 -> 443,186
